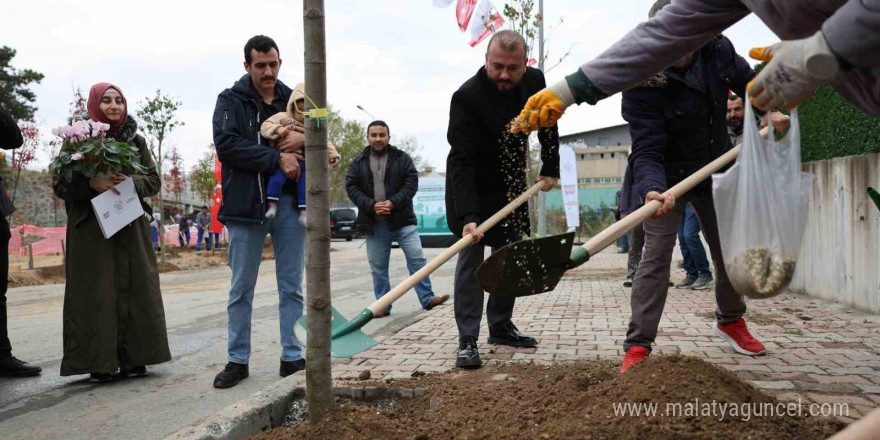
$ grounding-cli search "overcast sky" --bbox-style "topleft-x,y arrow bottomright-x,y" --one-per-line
4,0 -> 777,172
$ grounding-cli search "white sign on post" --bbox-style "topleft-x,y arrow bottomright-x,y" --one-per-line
559,146 -> 580,228
90,177 -> 145,239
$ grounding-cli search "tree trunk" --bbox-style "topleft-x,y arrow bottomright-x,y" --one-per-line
157,140 -> 166,265
303,0 -> 333,424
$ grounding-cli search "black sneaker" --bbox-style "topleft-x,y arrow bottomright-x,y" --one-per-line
623,278 -> 633,287
675,276 -> 697,288
488,322 -> 538,348
0,356 -> 42,377
213,362 -> 249,389
280,358 -> 305,377
691,275 -> 715,290
456,336 -> 481,369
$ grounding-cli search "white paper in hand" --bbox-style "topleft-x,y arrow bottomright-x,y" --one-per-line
90,177 -> 145,239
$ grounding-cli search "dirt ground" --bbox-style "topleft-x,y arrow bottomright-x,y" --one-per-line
252,356 -> 845,440
5,244 -> 264,288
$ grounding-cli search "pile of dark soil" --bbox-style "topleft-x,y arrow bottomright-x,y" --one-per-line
157,262 -> 180,273
252,356 -> 844,440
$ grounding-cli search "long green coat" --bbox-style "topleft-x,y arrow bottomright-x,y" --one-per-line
54,132 -> 171,376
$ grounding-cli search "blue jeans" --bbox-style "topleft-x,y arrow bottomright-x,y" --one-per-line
196,228 -> 212,252
678,203 -> 711,278
178,228 -> 190,247
225,193 -> 305,364
365,223 -> 435,313
151,226 -> 159,251
267,162 -> 307,208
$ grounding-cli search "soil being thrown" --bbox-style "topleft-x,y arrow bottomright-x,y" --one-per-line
251,356 -> 844,440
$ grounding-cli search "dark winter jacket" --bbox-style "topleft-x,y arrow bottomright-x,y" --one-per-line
621,35 -> 754,203
0,106 -> 22,217
619,162 -> 639,215
446,66 -> 560,249
345,145 -> 418,234
212,75 -> 292,223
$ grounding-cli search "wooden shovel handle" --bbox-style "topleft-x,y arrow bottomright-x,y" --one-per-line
581,127 -> 769,257
368,181 -> 546,314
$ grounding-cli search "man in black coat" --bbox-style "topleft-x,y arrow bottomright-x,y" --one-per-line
346,121 -> 449,317
446,30 -> 560,369
618,1 -> 787,374
0,106 -> 41,377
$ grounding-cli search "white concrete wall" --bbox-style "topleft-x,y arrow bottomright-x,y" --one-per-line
789,153 -> 880,313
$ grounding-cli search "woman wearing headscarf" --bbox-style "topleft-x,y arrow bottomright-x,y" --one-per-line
54,83 -> 171,382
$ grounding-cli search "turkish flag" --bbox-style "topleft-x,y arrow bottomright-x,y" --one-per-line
210,153 -> 223,234
456,0 -> 477,31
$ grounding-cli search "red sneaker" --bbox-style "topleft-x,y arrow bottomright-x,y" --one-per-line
714,318 -> 766,356
620,346 -> 650,374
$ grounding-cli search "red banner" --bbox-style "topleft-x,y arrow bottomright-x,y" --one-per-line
211,153 -> 223,234
456,0 -> 477,31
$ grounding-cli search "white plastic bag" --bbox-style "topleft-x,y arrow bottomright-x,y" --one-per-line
712,98 -> 813,299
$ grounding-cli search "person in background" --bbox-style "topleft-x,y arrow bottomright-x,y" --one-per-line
195,205 -> 212,253
675,203 -> 713,290
345,120 -> 449,318
0,105 -> 41,377
53,83 -> 171,382
150,211 -> 162,252
618,164 -> 642,288
727,95 -> 746,148
614,190 -> 628,253
176,208 -> 190,248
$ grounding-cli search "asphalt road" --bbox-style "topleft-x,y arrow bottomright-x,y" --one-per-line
0,239 -> 457,440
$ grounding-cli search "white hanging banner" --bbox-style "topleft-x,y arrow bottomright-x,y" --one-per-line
559,145 -> 580,228
467,0 -> 504,46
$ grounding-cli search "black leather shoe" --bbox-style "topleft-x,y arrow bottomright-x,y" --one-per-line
118,366 -> 147,378
89,372 -> 114,383
0,356 -> 42,377
213,362 -> 249,389
280,358 -> 305,377
488,322 -> 538,348
455,336 -> 481,369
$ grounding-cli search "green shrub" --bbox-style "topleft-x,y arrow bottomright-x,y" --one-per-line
754,61 -> 880,162
798,85 -> 880,162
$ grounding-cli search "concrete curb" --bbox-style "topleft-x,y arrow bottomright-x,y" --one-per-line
162,371 -> 306,440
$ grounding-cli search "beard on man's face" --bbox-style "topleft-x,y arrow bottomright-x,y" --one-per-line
488,76 -> 516,92
728,116 -> 744,132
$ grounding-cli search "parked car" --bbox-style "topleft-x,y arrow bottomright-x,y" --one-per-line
330,208 -> 357,241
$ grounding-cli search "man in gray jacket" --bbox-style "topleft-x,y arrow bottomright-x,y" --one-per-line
195,205 -> 212,253
513,0 -> 880,133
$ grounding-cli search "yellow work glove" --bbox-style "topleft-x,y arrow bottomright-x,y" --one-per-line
747,31 -> 839,111
510,79 -> 576,134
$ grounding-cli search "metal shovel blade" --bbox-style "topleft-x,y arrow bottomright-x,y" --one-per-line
293,307 -> 379,358
477,232 -> 576,298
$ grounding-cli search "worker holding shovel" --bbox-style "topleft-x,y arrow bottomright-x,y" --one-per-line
446,30 -> 559,369
616,1 -> 793,373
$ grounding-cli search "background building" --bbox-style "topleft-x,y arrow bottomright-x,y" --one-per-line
545,124 -> 631,211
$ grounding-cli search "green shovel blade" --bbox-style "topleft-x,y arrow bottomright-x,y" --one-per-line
477,232 -> 577,298
294,307 -> 379,358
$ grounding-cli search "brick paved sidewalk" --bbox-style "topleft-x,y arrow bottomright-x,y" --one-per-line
332,250 -> 880,422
